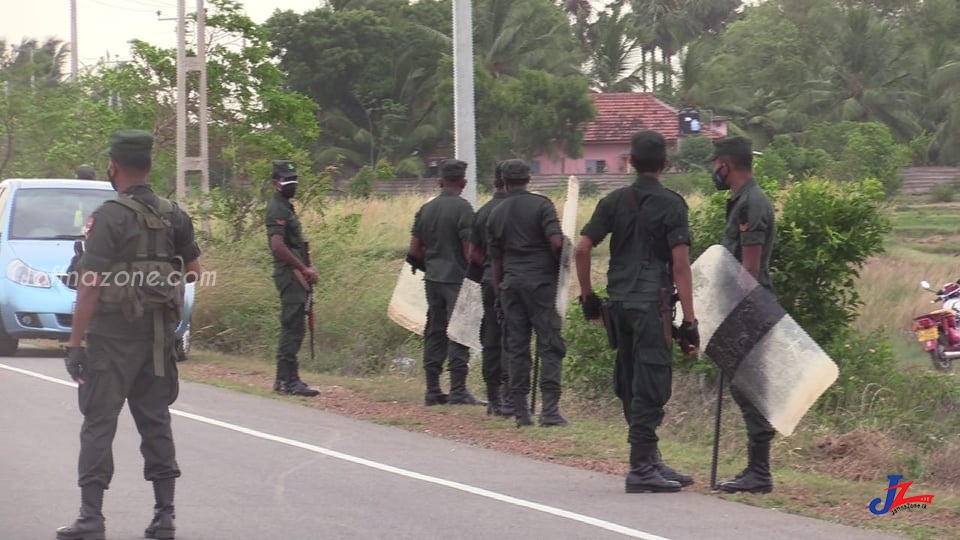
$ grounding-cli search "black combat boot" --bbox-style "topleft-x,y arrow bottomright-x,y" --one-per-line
717,441 -> 773,494
485,382 -> 511,416
653,448 -> 693,487
281,362 -> 319,397
424,369 -> 448,406
625,443 -> 682,493
538,391 -> 568,426
447,370 -> 484,405
56,485 -> 106,540
272,360 -> 290,393
513,393 -> 534,427
144,478 -> 175,539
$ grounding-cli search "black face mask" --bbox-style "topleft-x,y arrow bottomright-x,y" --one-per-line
280,182 -> 297,199
712,165 -> 729,191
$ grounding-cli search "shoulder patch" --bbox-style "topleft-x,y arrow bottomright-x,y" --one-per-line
84,216 -> 95,238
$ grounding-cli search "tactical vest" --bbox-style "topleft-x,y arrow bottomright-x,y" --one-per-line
97,193 -> 184,324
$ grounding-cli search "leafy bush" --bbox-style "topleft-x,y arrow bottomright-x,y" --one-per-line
562,289 -> 616,401
579,180 -> 600,197
929,182 -> 957,203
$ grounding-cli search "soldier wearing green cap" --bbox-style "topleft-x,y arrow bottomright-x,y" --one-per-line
575,130 -> 699,493
709,135 -> 778,495
265,159 -> 320,397
58,129 -> 201,540
485,158 -> 569,427
466,161 -> 513,416
407,158 -> 482,406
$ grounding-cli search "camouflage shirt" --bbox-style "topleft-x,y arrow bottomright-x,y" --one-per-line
265,192 -> 306,277
469,191 -> 507,282
580,175 -> 690,302
411,188 -> 474,284
486,189 -> 563,287
721,178 -> 775,291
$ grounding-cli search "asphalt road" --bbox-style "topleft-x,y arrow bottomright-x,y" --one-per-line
0,349 -> 905,540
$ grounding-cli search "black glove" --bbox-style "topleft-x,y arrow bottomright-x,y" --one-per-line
405,252 -> 425,274
678,320 -> 700,352
465,262 -> 484,283
579,292 -> 602,320
64,346 -> 87,382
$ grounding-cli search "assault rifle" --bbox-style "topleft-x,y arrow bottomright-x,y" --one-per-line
303,241 -> 315,364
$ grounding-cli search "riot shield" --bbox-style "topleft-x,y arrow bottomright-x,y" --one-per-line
447,278 -> 483,350
387,260 -> 428,335
555,175 -> 580,319
677,244 -> 839,436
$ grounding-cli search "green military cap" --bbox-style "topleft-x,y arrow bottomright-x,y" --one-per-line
272,160 -> 298,179
109,129 -> 153,161
440,159 -> 467,179
76,164 -> 96,180
630,130 -> 667,158
708,135 -> 753,162
500,159 -> 530,181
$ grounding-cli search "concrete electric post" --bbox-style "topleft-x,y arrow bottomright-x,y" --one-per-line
452,0 -> 477,209
176,0 -> 211,234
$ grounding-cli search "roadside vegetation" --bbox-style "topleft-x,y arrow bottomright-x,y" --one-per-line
5,0 -> 960,537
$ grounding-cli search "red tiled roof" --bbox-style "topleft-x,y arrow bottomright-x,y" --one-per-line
583,92 -> 726,143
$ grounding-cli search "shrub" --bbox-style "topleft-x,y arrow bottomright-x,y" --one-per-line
562,289 -> 616,401
929,182 -> 957,203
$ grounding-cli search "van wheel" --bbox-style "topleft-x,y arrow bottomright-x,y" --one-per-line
0,324 -> 19,356
176,326 -> 190,362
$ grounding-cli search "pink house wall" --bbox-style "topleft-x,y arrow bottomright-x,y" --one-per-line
532,143 -> 631,175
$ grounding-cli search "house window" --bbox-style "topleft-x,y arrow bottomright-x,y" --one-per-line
586,160 -> 607,174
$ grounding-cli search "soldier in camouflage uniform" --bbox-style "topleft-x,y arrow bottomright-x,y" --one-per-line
58,129 -> 201,539
575,130 -> 699,493
408,159 -> 482,406
486,159 -> 568,427
710,136 -> 777,495
466,161 -> 512,416
265,160 -> 320,397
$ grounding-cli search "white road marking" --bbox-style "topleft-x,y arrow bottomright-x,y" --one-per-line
1,362 -> 672,540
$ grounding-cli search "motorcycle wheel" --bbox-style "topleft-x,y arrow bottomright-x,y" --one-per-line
930,341 -> 953,372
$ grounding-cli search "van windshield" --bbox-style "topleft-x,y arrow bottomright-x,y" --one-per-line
9,187 -> 114,240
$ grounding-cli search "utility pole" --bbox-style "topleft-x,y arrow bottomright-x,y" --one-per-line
452,0 -> 477,208
70,0 -> 78,82
176,0 -> 210,234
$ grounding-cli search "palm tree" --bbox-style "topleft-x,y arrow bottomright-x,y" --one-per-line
796,7 -> 920,141
585,5 -> 650,91
473,0 -> 581,79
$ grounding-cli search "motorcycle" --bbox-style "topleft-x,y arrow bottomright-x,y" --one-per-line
912,280 -> 960,371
